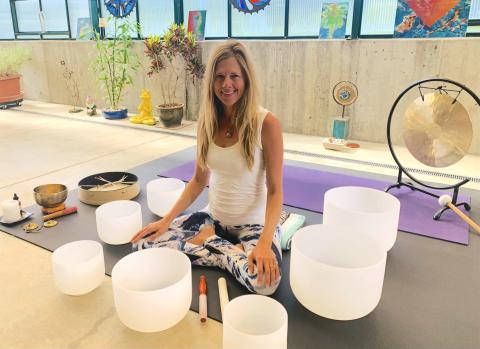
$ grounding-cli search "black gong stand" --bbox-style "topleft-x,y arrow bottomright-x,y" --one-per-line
385,78 -> 478,220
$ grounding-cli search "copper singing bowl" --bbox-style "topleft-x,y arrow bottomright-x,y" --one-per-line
33,184 -> 68,208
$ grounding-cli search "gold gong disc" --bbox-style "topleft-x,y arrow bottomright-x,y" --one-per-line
402,93 -> 472,168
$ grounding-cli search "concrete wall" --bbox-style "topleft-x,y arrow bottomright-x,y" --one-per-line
1,38 -> 479,155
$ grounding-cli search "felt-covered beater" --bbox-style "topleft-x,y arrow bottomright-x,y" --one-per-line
438,195 -> 480,234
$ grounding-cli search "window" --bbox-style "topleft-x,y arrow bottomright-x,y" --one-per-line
232,0 -> 286,37
68,0 -> 91,39
41,0 -> 68,32
289,0 -> 354,37
470,0 -> 480,19
0,0 -> 14,39
15,0 -> 41,32
361,0 -> 397,35
183,0 -> 227,38
139,0 -> 175,37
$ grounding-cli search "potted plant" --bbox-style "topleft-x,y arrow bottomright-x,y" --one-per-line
0,46 -> 30,109
144,23 -> 205,127
92,17 -> 140,119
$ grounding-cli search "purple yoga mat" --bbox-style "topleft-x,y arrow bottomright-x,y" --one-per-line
158,161 -> 470,245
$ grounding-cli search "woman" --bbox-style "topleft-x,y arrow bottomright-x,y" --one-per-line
131,40 -> 283,295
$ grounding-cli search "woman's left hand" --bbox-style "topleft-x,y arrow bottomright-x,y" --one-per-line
248,239 -> 280,288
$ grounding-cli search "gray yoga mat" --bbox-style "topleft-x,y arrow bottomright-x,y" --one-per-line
2,147 -> 479,349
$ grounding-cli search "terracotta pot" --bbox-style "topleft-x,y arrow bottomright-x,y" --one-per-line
156,103 -> 184,128
0,74 -> 23,105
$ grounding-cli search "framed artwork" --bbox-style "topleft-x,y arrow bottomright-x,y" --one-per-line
76,18 -> 93,40
319,2 -> 349,39
394,0 -> 471,38
187,10 -> 207,40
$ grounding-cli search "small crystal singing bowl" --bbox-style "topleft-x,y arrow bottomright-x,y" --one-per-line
223,295 -> 288,349
33,184 -> 68,208
323,186 -> 401,251
51,240 -> 105,296
290,224 -> 387,321
111,248 -> 192,332
95,200 -> 142,245
147,178 -> 185,217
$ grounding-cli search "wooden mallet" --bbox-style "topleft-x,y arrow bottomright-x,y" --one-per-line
438,195 -> 480,234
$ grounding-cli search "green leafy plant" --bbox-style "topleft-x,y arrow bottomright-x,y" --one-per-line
91,17 -> 140,111
144,23 -> 205,107
0,46 -> 31,77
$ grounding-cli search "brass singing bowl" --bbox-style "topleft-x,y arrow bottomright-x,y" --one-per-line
33,184 -> 68,208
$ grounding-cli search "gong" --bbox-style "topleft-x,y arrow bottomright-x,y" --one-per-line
402,92 -> 473,168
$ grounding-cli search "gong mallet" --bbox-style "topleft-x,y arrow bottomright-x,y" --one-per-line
438,195 -> 480,234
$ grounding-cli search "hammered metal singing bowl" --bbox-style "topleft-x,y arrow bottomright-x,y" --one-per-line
402,92 -> 473,168
33,184 -> 68,208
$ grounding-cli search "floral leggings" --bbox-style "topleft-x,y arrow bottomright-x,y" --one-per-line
132,211 -> 282,295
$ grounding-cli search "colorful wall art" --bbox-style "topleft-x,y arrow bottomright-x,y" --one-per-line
229,0 -> 271,14
319,2 -> 349,39
187,10 -> 207,40
76,18 -> 93,40
394,0 -> 471,38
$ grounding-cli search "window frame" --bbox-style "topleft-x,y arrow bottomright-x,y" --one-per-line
4,0 -> 480,40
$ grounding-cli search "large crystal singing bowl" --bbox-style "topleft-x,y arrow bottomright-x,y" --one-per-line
147,178 -> 185,217
96,200 -> 142,245
223,295 -> 288,349
111,248 -> 192,332
323,186 -> 400,251
290,224 -> 387,320
51,240 -> 105,296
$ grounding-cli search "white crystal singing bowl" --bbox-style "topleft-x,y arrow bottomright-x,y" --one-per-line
95,200 -> 142,245
223,295 -> 288,349
147,178 -> 185,217
323,186 -> 401,251
290,224 -> 387,321
111,248 -> 192,332
51,240 -> 105,296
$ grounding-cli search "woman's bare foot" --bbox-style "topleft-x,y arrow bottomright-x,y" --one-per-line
188,225 -> 215,245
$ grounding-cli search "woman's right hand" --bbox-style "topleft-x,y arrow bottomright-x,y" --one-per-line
130,218 -> 171,243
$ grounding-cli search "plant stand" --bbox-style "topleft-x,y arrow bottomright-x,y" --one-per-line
0,98 -> 23,110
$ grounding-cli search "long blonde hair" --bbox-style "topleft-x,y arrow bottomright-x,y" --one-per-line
197,40 -> 260,170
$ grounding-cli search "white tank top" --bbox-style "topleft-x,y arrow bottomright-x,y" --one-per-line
206,107 -> 268,225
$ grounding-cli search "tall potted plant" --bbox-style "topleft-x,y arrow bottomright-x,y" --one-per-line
92,17 -> 140,119
0,46 -> 30,109
144,24 -> 205,127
